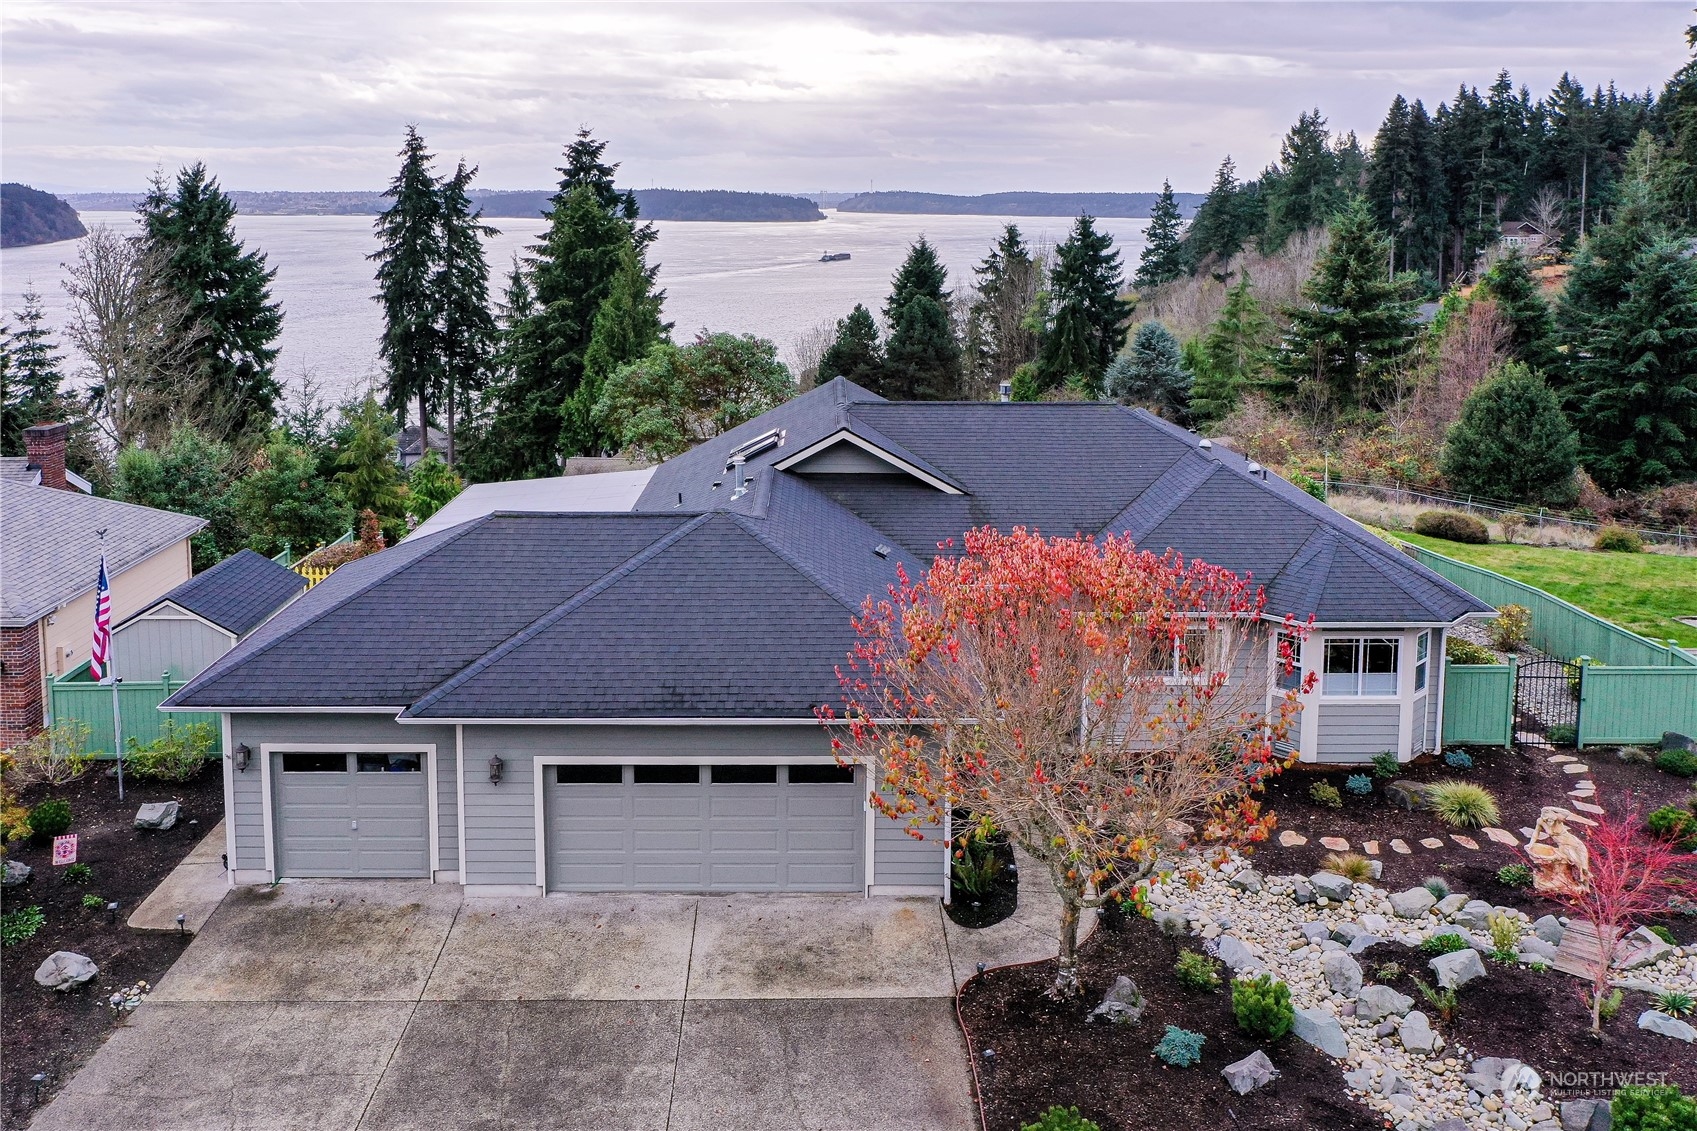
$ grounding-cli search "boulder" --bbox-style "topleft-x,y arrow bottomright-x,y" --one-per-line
1532,915 -> 1565,945
1664,731 -> 1695,753
1637,1010 -> 1697,1042
1309,871 -> 1354,902
1229,868 -> 1263,894
1215,935 -> 1260,974
1390,888 -> 1437,919
1291,1006 -> 1349,1058
1300,921 -> 1331,945
1559,1098 -> 1610,1131
1616,926 -> 1676,971
1430,947 -> 1488,990
1220,1049 -> 1279,1095
1360,913 -> 1390,935
34,951 -> 98,992
1464,1056 -> 1520,1096
1356,984 -> 1414,1024
1385,780 -> 1432,810
1346,933 -> 1387,956
1330,922 -> 1368,945
1,859 -> 31,887
1517,937 -> 1559,961
134,800 -> 179,830
1087,975 -> 1147,1025
1436,893 -> 1470,918
1290,878 -> 1315,905
1323,951 -> 1363,996
1343,1067 -> 1376,1091
1453,899 -> 1495,930
1398,1010 -> 1438,1054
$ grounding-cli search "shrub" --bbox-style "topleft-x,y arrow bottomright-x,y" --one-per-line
1446,637 -> 1497,665
1153,1024 -> 1207,1068
1309,781 -> 1343,809
1423,876 -> 1451,899
81,893 -> 106,911
1020,1108 -> 1101,1131
1547,724 -> 1579,747
1344,774 -> 1373,796
1374,961 -> 1404,981
1595,987 -> 1625,1022
1497,512 -> 1528,543
1427,781 -> 1500,828
125,720 -> 218,782
1657,749 -> 1697,778
1232,974 -> 1294,1040
1486,910 -> 1521,957
65,862 -> 93,884
1443,749 -> 1474,770
1497,863 -> 1534,889
1421,932 -> 1471,956
0,781 -> 31,844
1321,852 -> 1374,882
1412,976 -> 1459,1021
27,798 -> 72,841
1649,925 -> 1677,945
1,905 -> 45,946
1488,604 -> 1532,651
1370,751 -> 1401,780
1174,948 -> 1221,992
1594,526 -> 1643,553
1654,990 -> 1695,1018
1413,510 -> 1489,544
1,721 -> 93,789
1613,1083 -> 1697,1131
951,815 -> 1005,897
1648,805 -> 1697,849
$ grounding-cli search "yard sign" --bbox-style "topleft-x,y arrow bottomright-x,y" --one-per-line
52,834 -> 78,866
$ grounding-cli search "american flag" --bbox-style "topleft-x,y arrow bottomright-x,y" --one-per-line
90,555 -> 112,681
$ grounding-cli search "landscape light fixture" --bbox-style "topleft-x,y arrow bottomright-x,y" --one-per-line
105,901 -> 118,923
175,914 -> 187,935
488,754 -> 505,785
234,744 -> 251,772
29,1073 -> 45,1105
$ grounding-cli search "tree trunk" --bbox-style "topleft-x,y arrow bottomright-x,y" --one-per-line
1053,888 -> 1083,999
417,389 -> 428,474
446,375 -> 456,466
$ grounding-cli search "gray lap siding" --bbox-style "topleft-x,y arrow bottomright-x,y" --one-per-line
1314,702 -> 1402,763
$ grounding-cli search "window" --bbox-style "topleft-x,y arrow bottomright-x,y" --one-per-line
556,764 -> 622,785
1276,632 -> 1303,692
1147,627 -> 1213,679
788,764 -> 856,784
281,752 -> 345,773
1322,638 -> 1399,697
709,764 -> 777,784
356,752 -> 421,773
633,765 -> 701,784
1414,632 -> 1430,692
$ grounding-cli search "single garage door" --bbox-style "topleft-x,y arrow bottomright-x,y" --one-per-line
273,751 -> 430,878
546,763 -> 863,892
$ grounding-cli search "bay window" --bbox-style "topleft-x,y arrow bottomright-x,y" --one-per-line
1322,637 -> 1399,696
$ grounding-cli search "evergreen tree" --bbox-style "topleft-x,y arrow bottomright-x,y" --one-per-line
114,426 -> 241,569
567,239 -> 665,454
139,163 -> 283,447
1190,270 -> 1276,426
1262,110 -> 1347,251
1133,181 -> 1187,289
595,332 -> 795,459
1104,321 -> 1190,420
1035,215 -> 1130,395
1439,362 -> 1578,505
1181,157 -> 1256,270
233,433 -> 354,559
1368,96 -> 1448,279
818,303 -> 883,385
1,290 -> 69,455
967,225 -> 1041,394
872,238 -> 962,400
405,449 -> 463,523
1663,19 -> 1697,232
334,395 -> 408,536
1478,71 -> 1532,225
435,159 -> 500,464
370,127 -> 444,438
1473,251 -> 1556,370
1434,84 -> 1498,282
1274,198 -> 1417,409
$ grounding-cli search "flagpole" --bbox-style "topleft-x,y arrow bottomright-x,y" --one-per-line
96,531 -> 124,802
111,674 -> 124,802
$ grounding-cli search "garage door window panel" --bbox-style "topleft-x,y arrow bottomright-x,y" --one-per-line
787,764 -> 855,784
634,765 -> 702,784
356,752 -> 421,772
556,764 -> 625,784
282,752 -> 347,773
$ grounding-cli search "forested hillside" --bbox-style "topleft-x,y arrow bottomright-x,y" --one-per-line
0,184 -> 87,248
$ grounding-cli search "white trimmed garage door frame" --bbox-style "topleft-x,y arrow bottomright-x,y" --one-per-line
530,755 -> 874,895
259,742 -> 439,882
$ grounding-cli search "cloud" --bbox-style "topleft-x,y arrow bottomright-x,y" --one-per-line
1,1 -> 1688,193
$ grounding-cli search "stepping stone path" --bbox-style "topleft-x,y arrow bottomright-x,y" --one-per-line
1320,837 -> 1351,851
1362,841 -> 1379,855
1451,835 -> 1480,850
1482,827 -> 1519,846
1561,763 -> 1590,774
1278,831 -> 1307,847
1548,754 -> 1576,763
1519,827 -> 1537,840
1389,839 -> 1411,854
1572,800 -> 1606,815
1420,837 -> 1445,849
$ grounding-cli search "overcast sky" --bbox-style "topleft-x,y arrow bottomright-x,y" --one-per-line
2,2 -> 1690,195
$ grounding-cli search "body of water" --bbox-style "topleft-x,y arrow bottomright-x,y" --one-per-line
2,210 -> 1147,403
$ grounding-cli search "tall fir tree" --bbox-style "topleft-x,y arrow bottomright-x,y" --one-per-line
1,290 -> 70,455
140,162 -> 283,447
1261,109 -> 1347,251
818,304 -> 883,385
872,238 -> 962,400
1181,157 -> 1257,270
1274,198 -> 1417,409
1034,215 -> 1130,396
1104,321 -> 1190,421
568,239 -> 665,454
1367,96 -> 1448,279
1191,269 -> 1276,426
967,225 -> 1041,395
1662,19 -> 1697,232
335,394 -> 408,537
1473,251 -> 1556,371
435,159 -> 500,464
1439,362 -> 1578,505
370,127 -> 444,438
1133,181 -> 1187,289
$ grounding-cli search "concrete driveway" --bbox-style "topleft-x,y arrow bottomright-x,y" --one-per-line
31,876 -> 1067,1131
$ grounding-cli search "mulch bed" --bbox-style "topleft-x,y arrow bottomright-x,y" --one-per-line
956,915 -> 1382,1131
2,766 -> 223,1129
947,839 -> 1019,929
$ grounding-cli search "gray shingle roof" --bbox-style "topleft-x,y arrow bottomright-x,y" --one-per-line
127,549 -> 307,636
1,481 -> 207,627
167,379 -> 1489,716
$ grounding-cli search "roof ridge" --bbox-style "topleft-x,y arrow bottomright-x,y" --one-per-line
724,510 -> 878,615
404,512 -> 715,716
1097,452 -> 1216,541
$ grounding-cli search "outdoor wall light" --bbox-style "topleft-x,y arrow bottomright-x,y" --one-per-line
234,744 -> 251,772
488,754 -> 505,785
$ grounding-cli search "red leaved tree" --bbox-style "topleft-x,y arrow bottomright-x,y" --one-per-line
824,527 -> 1310,996
1544,808 -> 1694,1034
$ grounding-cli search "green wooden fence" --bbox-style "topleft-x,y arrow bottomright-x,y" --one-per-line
1441,661 -> 1516,748
47,663 -> 222,757
1578,665 -> 1697,747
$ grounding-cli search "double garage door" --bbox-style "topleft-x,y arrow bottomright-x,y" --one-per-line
273,751 -> 430,878
546,763 -> 864,892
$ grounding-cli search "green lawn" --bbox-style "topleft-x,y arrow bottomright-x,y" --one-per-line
1389,531 -> 1697,648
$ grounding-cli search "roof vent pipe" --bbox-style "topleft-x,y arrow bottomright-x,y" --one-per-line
729,455 -> 749,500
998,381 -> 1012,403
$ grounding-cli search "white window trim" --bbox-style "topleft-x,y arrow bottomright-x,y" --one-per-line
1317,636 -> 1403,702
259,742 -> 438,884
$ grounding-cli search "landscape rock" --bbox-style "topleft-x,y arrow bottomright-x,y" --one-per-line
1290,878 -> 1315,905
1346,933 -> 1387,955
1398,1009 -> 1438,1054
1464,1056 -> 1519,1095
134,800 -> 179,830
1220,1049 -> 1279,1095
1431,1120 -> 1469,1131
1300,921 -> 1331,945
1087,975 -> 1147,1025
1215,935 -> 1260,974
1309,871 -> 1353,902
1360,913 -> 1390,935
1430,947 -> 1488,989
1356,984 -> 1415,1023
1229,868 -> 1263,894
1291,1006 -> 1349,1058
1637,1010 -> 1697,1042
1323,951 -> 1363,995
1532,915 -> 1565,945
1391,888 -> 1437,918
1454,900 -> 1495,929
1330,921 -> 1368,945
1,859 -> 31,887
1517,937 -> 1559,961
34,951 -> 98,991
1616,926 -> 1676,971
1665,731 -> 1695,753
1559,1098 -> 1609,1131
1344,1067 -> 1376,1091
1386,780 -> 1432,810
1436,893 -> 1470,918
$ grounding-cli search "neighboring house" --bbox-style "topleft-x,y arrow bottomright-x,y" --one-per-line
1499,219 -> 1547,253
0,422 -> 93,492
397,424 -> 448,470
1,434 -> 206,746
110,549 -> 306,684
166,378 -> 1491,894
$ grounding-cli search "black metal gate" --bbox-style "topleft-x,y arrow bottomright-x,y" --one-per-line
1514,658 -> 1581,747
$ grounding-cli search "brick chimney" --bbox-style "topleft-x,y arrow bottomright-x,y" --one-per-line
23,422 -> 70,490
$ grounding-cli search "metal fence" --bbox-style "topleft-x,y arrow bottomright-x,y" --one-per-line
47,664 -> 222,757
1332,480 -> 1695,549
1440,661 -> 1516,748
